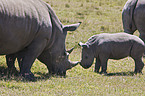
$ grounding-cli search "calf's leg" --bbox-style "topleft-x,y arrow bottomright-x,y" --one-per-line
99,55 -> 108,74
130,42 -> 144,74
133,58 -> 144,74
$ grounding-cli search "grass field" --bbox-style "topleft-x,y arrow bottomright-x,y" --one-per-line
0,0 -> 145,95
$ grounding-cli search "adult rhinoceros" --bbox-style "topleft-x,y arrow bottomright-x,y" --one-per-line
0,0 -> 81,80
122,0 -> 145,42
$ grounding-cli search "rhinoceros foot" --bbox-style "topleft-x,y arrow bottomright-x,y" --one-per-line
56,70 -> 66,77
94,70 -> 100,73
134,70 -> 143,75
7,67 -> 18,74
20,72 -> 35,81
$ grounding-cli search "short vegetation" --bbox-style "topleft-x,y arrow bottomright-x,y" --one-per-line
0,0 -> 144,95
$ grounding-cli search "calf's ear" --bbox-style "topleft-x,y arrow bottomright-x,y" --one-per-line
78,42 -> 89,48
63,22 -> 81,31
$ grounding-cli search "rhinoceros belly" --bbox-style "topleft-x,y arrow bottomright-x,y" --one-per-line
0,15 -> 39,54
0,42 -> 25,55
0,29 -> 35,55
107,41 -> 132,60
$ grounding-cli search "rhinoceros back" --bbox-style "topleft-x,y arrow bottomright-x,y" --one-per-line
0,0 -> 52,54
86,33 -> 144,47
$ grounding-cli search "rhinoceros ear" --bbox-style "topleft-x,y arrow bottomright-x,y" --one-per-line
63,22 -> 81,32
78,42 -> 89,48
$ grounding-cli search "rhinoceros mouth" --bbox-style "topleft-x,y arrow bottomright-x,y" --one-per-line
51,62 -> 78,76
48,47 -> 79,76
51,60 -> 79,75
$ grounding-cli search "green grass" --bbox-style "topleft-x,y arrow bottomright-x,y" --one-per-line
0,0 -> 145,95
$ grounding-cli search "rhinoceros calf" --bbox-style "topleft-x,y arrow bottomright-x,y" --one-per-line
79,33 -> 144,74
0,0 -> 81,80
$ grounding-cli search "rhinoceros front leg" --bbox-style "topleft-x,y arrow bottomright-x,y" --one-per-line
94,57 -> 101,73
18,39 -> 47,81
6,54 -> 22,70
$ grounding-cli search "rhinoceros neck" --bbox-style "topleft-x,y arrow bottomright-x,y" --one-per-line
42,0 -> 64,49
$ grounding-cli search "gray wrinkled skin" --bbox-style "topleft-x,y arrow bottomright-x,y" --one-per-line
0,0 -> 80,80
79,33 -> 144,74
122,0 -> 145,42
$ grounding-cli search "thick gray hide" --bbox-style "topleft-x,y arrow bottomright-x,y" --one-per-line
0,0 -> 80,80
79,33 -> 144,74
122,0 -> 145,42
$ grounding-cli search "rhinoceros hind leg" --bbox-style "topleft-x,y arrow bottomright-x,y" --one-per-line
6,54 -> 17,72
133,58 -> 144,74
130,42 -> 144,74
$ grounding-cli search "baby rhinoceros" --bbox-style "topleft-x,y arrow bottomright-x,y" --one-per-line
79,33 -> 144,74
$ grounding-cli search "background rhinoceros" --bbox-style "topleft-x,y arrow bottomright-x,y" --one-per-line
0,0 -> 81,80
122,0 -> 145,42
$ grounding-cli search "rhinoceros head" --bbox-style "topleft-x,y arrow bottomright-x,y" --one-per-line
38,22 -> 81,76
79,42 -> 94,69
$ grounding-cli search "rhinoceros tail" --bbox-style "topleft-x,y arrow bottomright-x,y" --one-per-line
122,0 -> 138,34
130,0 -> 138,29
